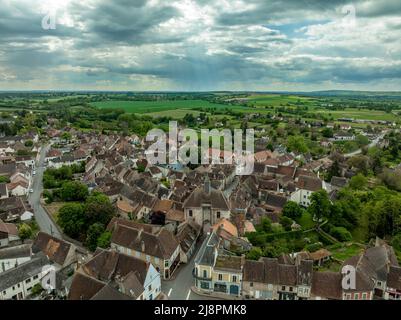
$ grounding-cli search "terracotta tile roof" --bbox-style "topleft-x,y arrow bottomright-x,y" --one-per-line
296,175 -> 323,191
68,272 -> 106,300
32,232 -> 73,266
111,224 -> 179,259
310,249 -> 332,261
387,266 -> 401,291
0,220 -> 18,236
212,218 -> 238,237
153,199 -> 174,213
116,199 -> 135,214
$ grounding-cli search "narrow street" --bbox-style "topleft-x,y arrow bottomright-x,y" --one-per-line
161,238 -> 220,300
28,144 -> 62,239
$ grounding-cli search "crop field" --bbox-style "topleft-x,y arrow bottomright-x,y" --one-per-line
90,95 -> 401,124
245,94 -> 317,106
91,99 -> 237,114
314,108 -> 398,121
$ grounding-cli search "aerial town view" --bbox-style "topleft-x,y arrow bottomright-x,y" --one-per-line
1,0 -> 401,311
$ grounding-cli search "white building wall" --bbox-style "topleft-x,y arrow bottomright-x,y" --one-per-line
143,264 -> 161,300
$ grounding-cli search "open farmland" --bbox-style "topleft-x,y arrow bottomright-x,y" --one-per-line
91,99 -> 237,114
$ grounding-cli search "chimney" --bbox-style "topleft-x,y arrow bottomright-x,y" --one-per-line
141,240 -> 145,252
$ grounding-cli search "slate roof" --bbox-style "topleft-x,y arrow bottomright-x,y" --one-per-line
183,185 -> 230,210
195,231 -> 220,266
265,193 -> 287,209
330,176 -> 348,188
0,244 -> 31,260
0,253 -> 49,292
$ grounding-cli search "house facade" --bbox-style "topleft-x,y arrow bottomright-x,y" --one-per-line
183,178 -> 231,226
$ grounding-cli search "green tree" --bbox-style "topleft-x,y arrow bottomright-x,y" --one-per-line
308,190 -> 331,221
97,231 -> 112,249
355,134 -> 369,147
60,181 -> 89,202
349,173 -> 368,190
57,203 -> 86,238
321,127 -> 333,138
282,201 -> 304,219
86,223 -> 105,251
84,192 -> 115,227
258,217 -> 272,233
287,136 -> 308,153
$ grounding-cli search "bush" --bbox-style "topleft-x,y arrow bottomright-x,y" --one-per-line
330,226 -> 352,242
305,242 -> 323,252
280,216 -> 293,231
391,233 -> 401,252
18,223 -> 33,241
246,247 -> 263,260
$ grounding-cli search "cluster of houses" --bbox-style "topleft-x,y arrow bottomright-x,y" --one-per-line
0,121 -> 397,301
0,133 -> 37,250
0,231 -> 83,300
195,232 -> 401,300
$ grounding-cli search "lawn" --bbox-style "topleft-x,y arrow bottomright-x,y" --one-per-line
327,243 -> 365,262
297,211 -> 316,230
43,202 -> 66,221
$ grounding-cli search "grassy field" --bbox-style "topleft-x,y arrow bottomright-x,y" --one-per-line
92,99 -> 236,114
328,243 -> 365,262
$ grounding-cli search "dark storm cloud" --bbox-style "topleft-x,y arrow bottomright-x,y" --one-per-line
0,2 -> 77,43
1,0 -> 401,90
215,0 -> 350,26
69,0 -> 182,45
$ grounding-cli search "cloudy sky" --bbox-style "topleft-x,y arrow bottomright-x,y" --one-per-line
1,0 -> 401,91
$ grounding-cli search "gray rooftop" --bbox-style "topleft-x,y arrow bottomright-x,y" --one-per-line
194,231 -> 219,266
0,253 -> 50,291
